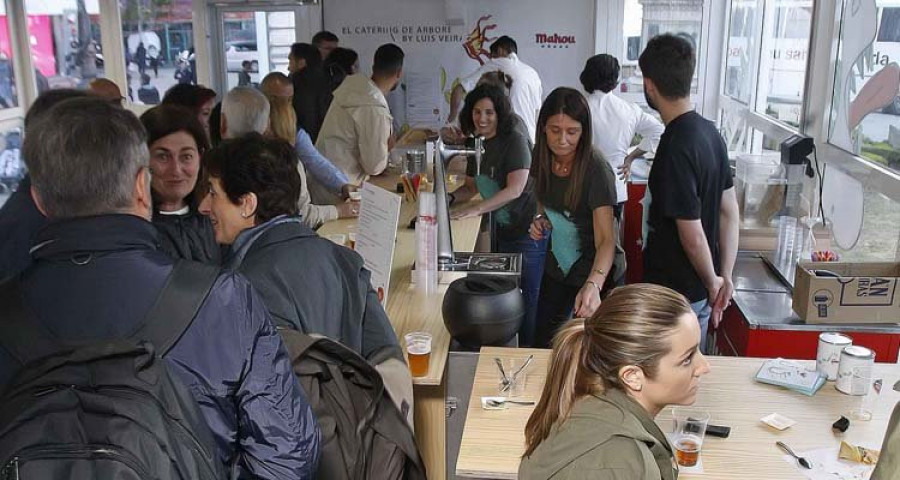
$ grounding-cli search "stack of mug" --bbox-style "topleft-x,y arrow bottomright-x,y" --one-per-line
815,332 -> 876,395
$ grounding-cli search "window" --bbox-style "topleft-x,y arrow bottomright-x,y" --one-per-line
835,190 -> 900,262
0,2 -> 19,109
724,0 -> 759,104
121,0 -> 195,105
24,0 -> 106,92
829,2 -> 900,176
619,0 -> 704,98
0,122 -> 23,209
755,1 -> 812,128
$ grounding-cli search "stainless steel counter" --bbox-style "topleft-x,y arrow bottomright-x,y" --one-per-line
732,252 -> 900,333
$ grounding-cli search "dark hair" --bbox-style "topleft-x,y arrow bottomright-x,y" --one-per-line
141,105 -> 211,208
490,36 -> 518,57
289,42 -> 322,69
325,47 -> 358,90
459,84 -> 515,137
25,89 -> 91,127
580,54 -> 620,94
638,33 -> 695,99
208,102 -> 222,146
311,30 -> 339,47
373,43 -> 404,77
162,84 -> 217,113
477,71 -> 513,96
202,132 -> 301,223
532,87 -> 594,212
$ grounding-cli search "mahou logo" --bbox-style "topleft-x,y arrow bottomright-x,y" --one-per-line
535,33 -> 576,48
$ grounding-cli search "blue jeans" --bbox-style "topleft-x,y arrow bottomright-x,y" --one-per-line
691,299 -> 711,354
497,234 -> 548,348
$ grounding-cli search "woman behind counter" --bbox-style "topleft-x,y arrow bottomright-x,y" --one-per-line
140,105 -> 219,263
529,87 -> 623,348
519,283 -> 711,480
450,83 -> 545,347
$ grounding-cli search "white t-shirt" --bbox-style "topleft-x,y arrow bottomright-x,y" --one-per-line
586,90 -> 664,203
460,53 -> 543,144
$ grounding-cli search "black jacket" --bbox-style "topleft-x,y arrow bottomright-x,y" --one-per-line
152,207 -> 220,264
224,216 -> 402,362
0,176 -> 47,281
291,67 -> 332,143
0,214 -> 321,478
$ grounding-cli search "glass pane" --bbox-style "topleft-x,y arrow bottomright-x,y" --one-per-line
833,189 -> 900,262
829,1 -> 900,176
0,1 -> 19,109
619,0 -> 704,99
121,0 -> 194,104
25,0 -> 105,91
220,10 -> 296,91
755,1 -> 812,128
724,0 -> 759,104
0,123 -> 24,209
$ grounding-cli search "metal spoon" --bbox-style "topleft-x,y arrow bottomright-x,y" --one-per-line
776,441 -> 812,469
486,399 -> 536,407
494,358 -> 510,389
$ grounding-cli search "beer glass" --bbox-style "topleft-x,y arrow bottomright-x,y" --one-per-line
404,332 -> 432,377
672,407 -> 709,467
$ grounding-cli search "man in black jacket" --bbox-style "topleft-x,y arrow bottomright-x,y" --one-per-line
0,97 -> 321,478
288,42 -> 332,142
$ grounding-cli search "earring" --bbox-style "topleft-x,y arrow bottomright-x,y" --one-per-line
635,384 -> 643,392
241,212 -> 250,218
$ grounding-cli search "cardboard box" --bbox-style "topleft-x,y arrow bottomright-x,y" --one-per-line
793,262 -> 900,324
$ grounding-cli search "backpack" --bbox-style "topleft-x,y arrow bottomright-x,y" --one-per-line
0,261 -> 224,480
280,329 -> 426,480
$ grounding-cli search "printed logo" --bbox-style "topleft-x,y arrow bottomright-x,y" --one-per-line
535,33 -> 576,49
463,15 -> 498,65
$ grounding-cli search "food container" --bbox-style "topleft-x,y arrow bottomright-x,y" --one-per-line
836,345 -> 876,395
816,333 -> 853,381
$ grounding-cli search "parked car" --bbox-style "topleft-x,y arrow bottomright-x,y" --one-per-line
226,41 -> 258,72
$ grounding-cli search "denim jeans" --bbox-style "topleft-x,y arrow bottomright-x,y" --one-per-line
497,234 -> 548,348
691,298 -> 712,354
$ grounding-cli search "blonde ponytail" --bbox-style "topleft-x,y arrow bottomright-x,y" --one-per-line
523,318 -> 598,457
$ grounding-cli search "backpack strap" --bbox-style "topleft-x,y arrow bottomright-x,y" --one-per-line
0,278 -> 62,364
129,261 -> 220,357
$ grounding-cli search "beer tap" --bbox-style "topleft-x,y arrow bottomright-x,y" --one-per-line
429,136 -> 484,268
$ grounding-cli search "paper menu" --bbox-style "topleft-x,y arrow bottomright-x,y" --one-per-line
755,358 -> 826,396
356,183 -> 402,307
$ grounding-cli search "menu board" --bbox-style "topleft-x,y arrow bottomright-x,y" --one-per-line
356,183 -> 402,306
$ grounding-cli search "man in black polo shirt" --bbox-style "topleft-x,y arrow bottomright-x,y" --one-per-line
640,34 -> 740,353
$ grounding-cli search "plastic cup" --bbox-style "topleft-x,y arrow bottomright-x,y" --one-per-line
404,332 -> 432,377
672,407 -> 709,467
497,358 -> 529,398
849,366 -> 882,421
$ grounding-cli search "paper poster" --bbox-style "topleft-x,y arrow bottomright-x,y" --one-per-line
405,70 -> 442,126
356,182 -> 402,306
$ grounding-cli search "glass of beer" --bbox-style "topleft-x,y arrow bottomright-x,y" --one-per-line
672,407 -> 709,468
405,332 -> 432,377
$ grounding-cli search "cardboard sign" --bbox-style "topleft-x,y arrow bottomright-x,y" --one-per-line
356,182 -> 402,307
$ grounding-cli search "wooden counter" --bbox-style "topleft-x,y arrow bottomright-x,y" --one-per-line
457,347 -> 900,479
318,171 -> 481,480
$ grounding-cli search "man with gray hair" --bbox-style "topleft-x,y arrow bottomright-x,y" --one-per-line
221,86 -> 270,138
0,97 -> 321,478
220,85 -> 357,227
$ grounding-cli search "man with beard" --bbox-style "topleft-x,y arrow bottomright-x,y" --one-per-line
310,43 -> 403,205
639,33 -> 739,354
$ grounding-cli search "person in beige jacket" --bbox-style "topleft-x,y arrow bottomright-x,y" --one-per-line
873,400 -> 900,480
311,44 -> 403,205
519,284 -> 711,480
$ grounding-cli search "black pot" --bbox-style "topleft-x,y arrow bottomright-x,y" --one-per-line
442,275 -> 524,349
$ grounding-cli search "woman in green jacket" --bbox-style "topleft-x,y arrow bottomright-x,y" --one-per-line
519,284 -> 711,480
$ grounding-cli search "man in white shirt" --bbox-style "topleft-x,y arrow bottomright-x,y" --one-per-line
581,54 -> 664,218
448,36 -> 542,143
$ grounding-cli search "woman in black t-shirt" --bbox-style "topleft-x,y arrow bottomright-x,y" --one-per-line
450,83 -> 546,347
530,87 -> 620,348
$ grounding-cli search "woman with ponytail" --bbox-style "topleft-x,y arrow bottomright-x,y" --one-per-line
519,283 -> 711,480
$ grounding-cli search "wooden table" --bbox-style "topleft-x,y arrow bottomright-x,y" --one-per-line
457,347 -> 900,479
318,171 -> 481,480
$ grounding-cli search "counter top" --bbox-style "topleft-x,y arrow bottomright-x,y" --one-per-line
318,172 -> 482,385
456,348 -> 900,479
732,253 -> 900,333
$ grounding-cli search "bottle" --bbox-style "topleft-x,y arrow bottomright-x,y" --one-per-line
416,192 -> 438,294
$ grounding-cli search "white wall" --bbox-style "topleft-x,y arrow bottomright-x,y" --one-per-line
323,0 -> 595,128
